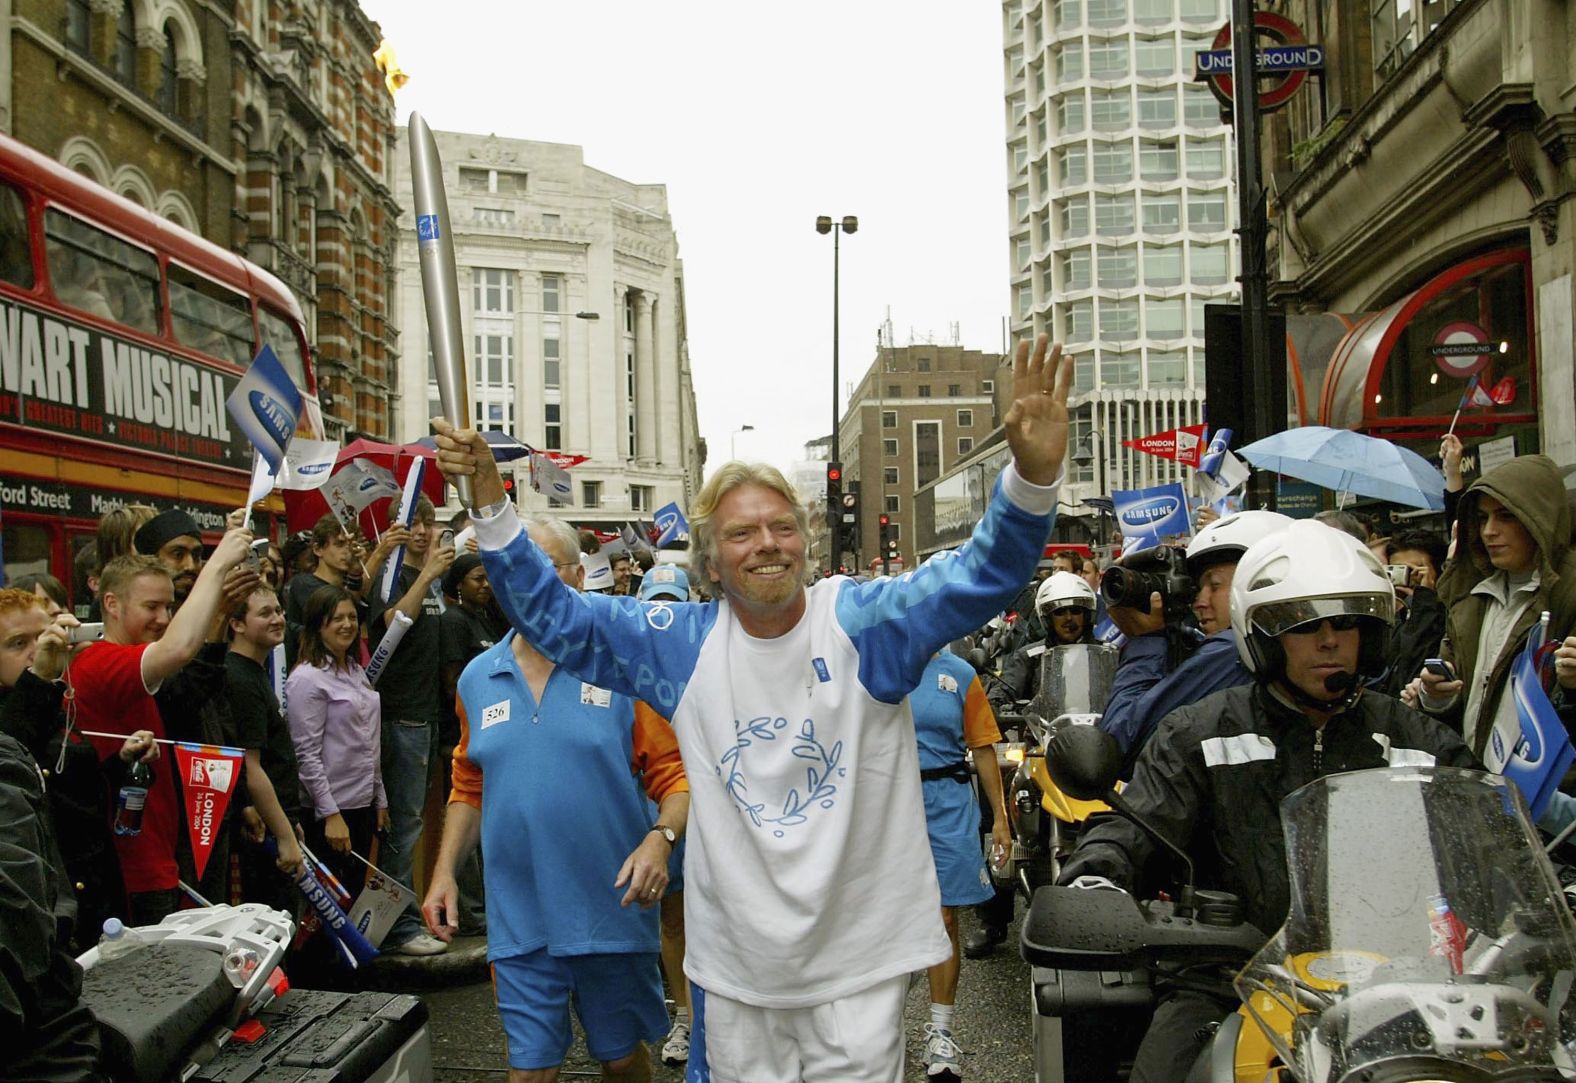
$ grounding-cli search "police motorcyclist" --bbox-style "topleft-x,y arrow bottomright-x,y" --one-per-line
1100,510 -> 1292,773
1057,520 -> 1474,1082
987,571 -> 1098,717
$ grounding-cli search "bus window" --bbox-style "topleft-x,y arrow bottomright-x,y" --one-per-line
169,262 -> 254,368
2,520 -> 53,584
44,208 -> 161,335
259,305 -> 308,387
0,181 -> 31,288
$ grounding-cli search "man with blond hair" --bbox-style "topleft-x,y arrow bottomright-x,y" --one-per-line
433,336 -> 1071,1082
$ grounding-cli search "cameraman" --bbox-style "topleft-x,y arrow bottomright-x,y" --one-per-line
987,572 -> 1098,717
1100,511 -> 1291,773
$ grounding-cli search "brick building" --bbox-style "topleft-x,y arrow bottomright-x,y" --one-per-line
1,0 -> 400,439
838,343 -> 1007,572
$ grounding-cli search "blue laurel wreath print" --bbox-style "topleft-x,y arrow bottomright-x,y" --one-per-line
718,716 -> 846,836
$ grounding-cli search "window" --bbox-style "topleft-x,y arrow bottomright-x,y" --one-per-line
1103,353 -> 1142,386
1087,41 -> 1129,79
475,208 -> 514,228
631,486 -> 654,513
918,384 -> 932,398
884,467 -> 899,485
1100,298 -> 1140,339
887,384 -> 902,397
1090,89 -> 1131,131
115,1 -> 136,83
0,183 -> 33,289
1137,88 -> 1177,128
948,383 -> 962,396
886,522 -> 902,542
1192,243 -> 1230,284
259,307 -> 306,386
473,331 -> 515,431
65,0 -> 90,52
1062,248 -> 1092,289
44,209 -> 161,334
957,409 -> 974,427
1061,196 -> 1091,237
1060,144 -> 1088,185
1188,188 -> 1227,230
882,410 -> 897,428
542,213 -> 560,227
1087,0 -> 1126,25
1017,285 -> 1034,318
1064,298 -> 1094,340
169,265 -> 253,367
982,379 -> 995,392
472,268 -> 514,314
543,335 -> 561,389
1134,0 -> 1171,22
958,437 -> 975,456
1186,138 -> 1225,179
1142,190 -> 1181,233
1092,142 -> 1133,183
1097,245 -> 1137,288
1055,45 -> 1084,81
1014,144 -> 1029,175
1095,192 -> 1136,235
158,27 -> 178,115
1058,93 -> 1086,135
1183,85 -> 1221,126
1015,237 -> 1031,269
1140,140 -> 1179,180
1134,38 -> 1173,76
917,357 -> 931,372
1192,296 -> 1210,337
915,421 -> 941,486
1149,350 -> 1189,385
582,481 -> 602,507
885,495 -> 901,514
1055,0 -> 1081,28
1015,189 -> 1030,221
474,332 -> 512,385
883,438 -> 899,456
541,274 -> 561,313
1036,160 -> 1051,195
544,403 -> 562,449
1074,355 -> 1096,390
1180,0 -> 1216,20
1147,296 -> 1186,338
1144,244 -> 1183,285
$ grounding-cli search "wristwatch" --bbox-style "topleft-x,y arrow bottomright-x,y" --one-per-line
649,824 -> 677,846
471,493 -> 512,520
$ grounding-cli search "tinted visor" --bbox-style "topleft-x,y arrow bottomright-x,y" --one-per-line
1249,593 -> 1395,639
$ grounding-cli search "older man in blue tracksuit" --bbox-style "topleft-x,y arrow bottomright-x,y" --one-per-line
431,336 -> 1072,1083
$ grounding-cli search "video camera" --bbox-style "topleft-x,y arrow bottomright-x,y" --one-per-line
1099,545 -> 1195,625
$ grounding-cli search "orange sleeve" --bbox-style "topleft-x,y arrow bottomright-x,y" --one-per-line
633,701 -> 689,803
961,675 -> 1003,748
448,693 -> 483,811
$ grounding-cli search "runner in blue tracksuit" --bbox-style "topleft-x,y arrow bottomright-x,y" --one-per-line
431,334 -> 1072,1083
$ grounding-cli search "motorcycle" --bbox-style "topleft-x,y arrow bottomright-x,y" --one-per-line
76,903 -> 434,1082
1007,643 -> 1119,897
1019,725 -> 1576,1083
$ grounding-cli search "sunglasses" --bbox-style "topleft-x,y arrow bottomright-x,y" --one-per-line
1285,614 -> 1365,635
1048,606 -> 1086,617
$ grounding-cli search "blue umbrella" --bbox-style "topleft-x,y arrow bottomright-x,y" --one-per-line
1239,426 -> 1445,511
407,429 -> 532,463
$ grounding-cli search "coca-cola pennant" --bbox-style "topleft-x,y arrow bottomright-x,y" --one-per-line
173,742 -> 245,881
1122,424 -> 1208,468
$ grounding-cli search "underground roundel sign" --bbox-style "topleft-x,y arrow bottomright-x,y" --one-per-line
1429,321 -> 1496,378
1194,12 -> 1324,113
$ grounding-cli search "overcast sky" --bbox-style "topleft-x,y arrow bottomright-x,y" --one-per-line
361,1 -> 1013,476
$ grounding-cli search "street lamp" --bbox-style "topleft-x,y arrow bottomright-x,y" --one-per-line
1071,427 -> 1112,550
815,214 -> 857,560
730,424 -> 755,460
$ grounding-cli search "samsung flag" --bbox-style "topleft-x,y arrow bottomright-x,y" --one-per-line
653,501 -> 691,547
1112,482 -> 1191,550
1486,611 -> 1573,821
225,344 -> 302,473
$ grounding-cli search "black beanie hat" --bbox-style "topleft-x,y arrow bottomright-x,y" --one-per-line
134,509 -> 202,555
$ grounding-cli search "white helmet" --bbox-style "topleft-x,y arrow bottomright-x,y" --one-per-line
1230,521 -> 1397,680
1036,571 -> 1097,617
1185,509 -> 1295,576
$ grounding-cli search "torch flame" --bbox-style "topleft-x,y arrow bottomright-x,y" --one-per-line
373,39 -> 409,96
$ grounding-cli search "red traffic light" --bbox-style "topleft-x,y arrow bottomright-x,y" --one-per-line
501,475 -> 515,493
826,463 -> 843,483
878,514 -> 890,527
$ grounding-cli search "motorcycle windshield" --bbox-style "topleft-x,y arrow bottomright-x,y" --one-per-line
1235,767 -> 1576,1083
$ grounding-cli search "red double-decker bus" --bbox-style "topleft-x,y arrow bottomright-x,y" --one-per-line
0,131 -> 323,609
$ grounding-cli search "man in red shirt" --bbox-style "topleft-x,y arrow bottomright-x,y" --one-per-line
73,528 -> 252,925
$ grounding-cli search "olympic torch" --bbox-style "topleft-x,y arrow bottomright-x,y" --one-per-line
409,111 -> 474,506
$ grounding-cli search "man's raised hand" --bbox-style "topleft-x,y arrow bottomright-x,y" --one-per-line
430,418 -> 506,509
1003,334 -> 1072,487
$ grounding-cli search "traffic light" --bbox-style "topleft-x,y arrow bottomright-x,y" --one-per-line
841,478 -> 861,558
498,467 -> 516,496
825,462 -> 843,551
878,513 -> 894,573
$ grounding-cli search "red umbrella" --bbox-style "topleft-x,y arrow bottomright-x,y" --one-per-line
283,439 -> 446,533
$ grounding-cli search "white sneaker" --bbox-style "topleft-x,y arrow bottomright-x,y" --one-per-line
661,1020 -> 690,1065
390,932 -> 448,957
923,1023 -> 963,1082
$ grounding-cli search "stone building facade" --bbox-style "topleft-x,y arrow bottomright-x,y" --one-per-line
391,128 -> 704,530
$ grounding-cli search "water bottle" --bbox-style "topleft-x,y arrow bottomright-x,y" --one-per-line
98,917 -> 145,961
113,758 -> 154,837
